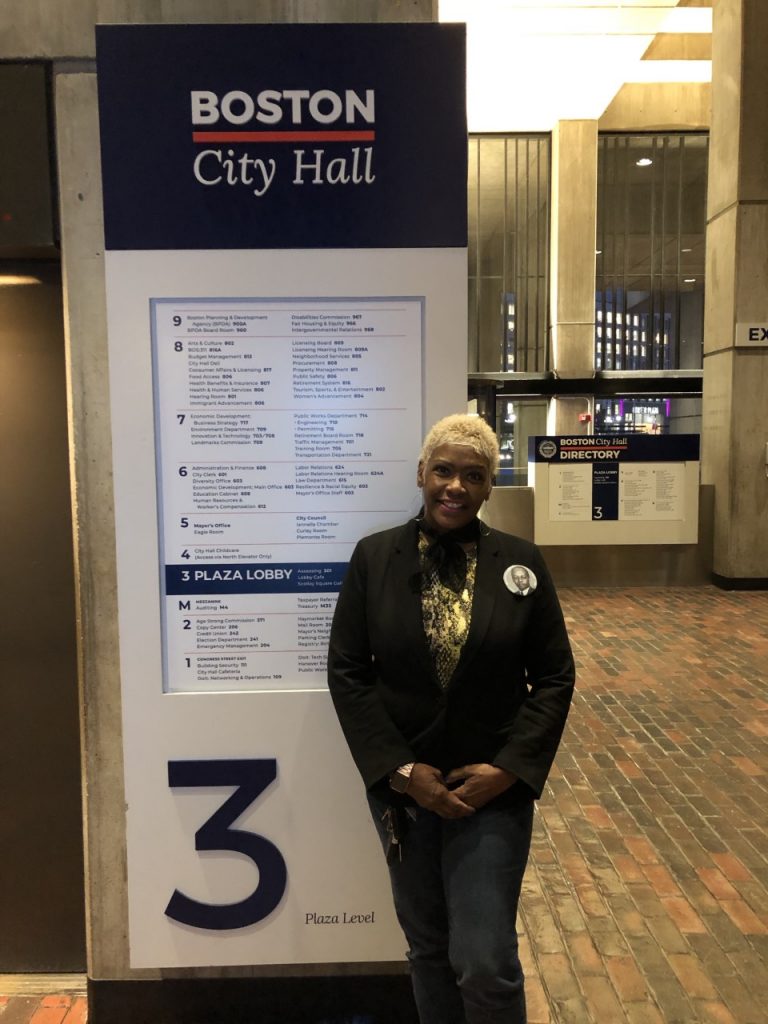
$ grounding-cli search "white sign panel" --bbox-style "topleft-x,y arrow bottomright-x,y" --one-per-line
548,464 -> 592,522
106,249 -> 466,968
619,463 -> 685,521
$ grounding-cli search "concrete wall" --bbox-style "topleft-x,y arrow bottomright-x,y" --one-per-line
702,0 -> 768,581
1,0 -> 434,57
600,83 -> 710,132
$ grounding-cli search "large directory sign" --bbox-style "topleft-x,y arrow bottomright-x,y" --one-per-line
96,23 -> 467,968
529,435 -> 700,545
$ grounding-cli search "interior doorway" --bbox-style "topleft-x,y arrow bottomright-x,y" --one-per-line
0,262 -> 86,971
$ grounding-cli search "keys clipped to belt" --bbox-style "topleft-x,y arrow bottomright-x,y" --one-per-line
382,805 -> 407,864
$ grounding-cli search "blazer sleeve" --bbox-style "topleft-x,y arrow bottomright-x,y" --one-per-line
491,550 -> 575,797
327,539 -> 416,789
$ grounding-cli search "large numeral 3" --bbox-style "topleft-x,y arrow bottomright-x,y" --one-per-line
165,759 -> 288,930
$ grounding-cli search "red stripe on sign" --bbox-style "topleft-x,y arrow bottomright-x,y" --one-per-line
192,130 -> 376,143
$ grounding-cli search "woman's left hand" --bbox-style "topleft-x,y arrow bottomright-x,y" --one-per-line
444,763 -> 517,809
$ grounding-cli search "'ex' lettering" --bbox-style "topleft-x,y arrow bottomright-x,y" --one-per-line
748,327 -> 768,341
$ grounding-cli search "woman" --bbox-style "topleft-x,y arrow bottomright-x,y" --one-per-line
328,414 -> 575,1024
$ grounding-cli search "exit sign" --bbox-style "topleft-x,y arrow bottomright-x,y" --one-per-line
735,323 -> 768,346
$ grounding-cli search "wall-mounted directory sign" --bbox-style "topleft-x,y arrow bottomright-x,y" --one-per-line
96,22 -> 467,969
529,434 -> 700,545
153,296 -> 423,693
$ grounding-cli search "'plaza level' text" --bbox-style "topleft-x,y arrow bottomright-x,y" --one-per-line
191,89 -> 375,126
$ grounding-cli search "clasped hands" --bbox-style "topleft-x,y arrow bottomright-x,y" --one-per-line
406,762 -> 517,819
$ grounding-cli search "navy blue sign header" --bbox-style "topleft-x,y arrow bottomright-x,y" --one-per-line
96,23 -> 467,251
529,434 -> 701,463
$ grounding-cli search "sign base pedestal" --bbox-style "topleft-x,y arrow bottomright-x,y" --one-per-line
87,973 -> 417,1024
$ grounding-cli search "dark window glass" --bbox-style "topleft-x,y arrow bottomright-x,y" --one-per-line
493,398 -> 548,487
468,135 -> 550,372
596,134 -> 707,370
594,396 -> 701,436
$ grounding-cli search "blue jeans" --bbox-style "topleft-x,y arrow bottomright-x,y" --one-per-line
368,793 -> 534,1024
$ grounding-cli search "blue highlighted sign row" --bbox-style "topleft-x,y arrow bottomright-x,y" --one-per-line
166,562 -> 348,595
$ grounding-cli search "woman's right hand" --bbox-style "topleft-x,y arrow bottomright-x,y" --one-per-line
406,763 -> 476,819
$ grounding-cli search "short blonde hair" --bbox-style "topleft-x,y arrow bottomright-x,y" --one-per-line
419,414 -> 500,476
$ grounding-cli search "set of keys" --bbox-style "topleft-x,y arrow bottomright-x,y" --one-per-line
381,805 -> 407,864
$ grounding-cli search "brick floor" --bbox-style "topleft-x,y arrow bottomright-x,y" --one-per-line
520,585 -> 768,1023
0,995 -> 87,1024
1,586 -> 766,1023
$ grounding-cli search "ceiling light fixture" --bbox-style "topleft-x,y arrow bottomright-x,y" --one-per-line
0,275 -> 42,286
636,157 -> 653,167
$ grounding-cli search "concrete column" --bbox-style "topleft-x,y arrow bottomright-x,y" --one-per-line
549,119 -> 598,381
55,68 -> 123,978
702,0 -> 768,584
548,395 -> 593,436
47,0 -> 437,994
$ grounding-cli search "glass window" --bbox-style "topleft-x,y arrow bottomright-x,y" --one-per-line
594,396 -> 701,436
494,398 -> 548,486
468,136 -> 550,372
596,134 -> 708,371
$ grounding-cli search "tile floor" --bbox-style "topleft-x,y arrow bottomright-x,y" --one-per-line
1,586 -> 766,1023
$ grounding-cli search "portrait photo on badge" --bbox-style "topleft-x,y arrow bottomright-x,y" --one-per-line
503,564 -> 537,596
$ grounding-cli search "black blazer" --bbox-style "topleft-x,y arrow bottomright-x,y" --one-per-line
328,519 -> 575,800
